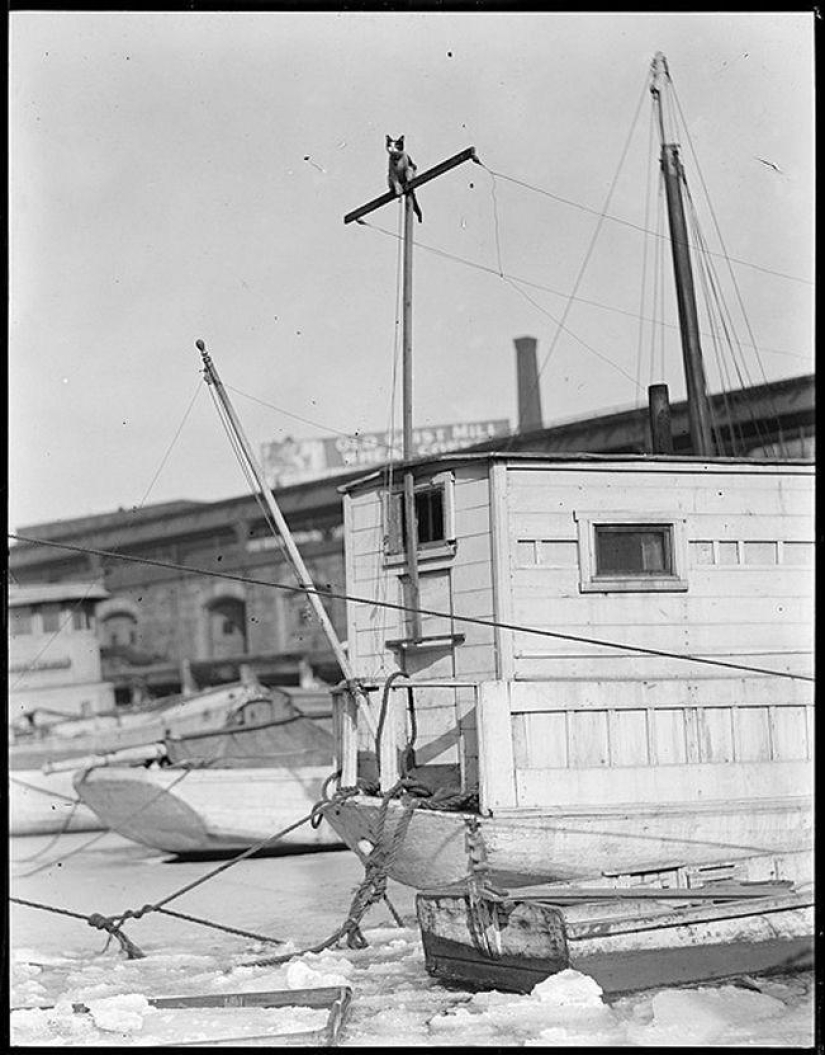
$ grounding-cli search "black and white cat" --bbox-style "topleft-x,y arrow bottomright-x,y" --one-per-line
386,135 -> 423,223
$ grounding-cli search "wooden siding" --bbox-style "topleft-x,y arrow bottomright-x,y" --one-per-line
343,466 -> 496,790
345,458 -> 813,804
478,677 -> 813,811
503,464 -> 813,683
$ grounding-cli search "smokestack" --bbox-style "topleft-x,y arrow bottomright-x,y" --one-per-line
514,336 -> 543,433
648,384 -> 674,454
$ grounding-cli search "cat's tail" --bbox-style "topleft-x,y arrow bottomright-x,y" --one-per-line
411,190 -> 423,223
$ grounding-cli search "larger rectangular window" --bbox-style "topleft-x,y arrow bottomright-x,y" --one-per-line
576,512 -> 688,593
594,524 -> 673,577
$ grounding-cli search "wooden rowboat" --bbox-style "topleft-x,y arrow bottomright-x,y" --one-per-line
417,883 -> 814,994
14,986 -> 353,1047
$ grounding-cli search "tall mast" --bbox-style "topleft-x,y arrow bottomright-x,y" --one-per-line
650,52 -> 715,456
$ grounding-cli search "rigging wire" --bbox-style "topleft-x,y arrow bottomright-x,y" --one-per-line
666,74 -> 791,450
484,168 -> 812,287
685,196 -> 775,454
8,532 -> 814,685
356,218 -> 809,364
136,380 -> 203,508
519,76 -> 650,402
693,232 -> 742,455
225,384 -> 358,440
490,271 -> 641,389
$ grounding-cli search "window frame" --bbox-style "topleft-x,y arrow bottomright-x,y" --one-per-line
575,512 -> 688,593
383,471 -> 457,567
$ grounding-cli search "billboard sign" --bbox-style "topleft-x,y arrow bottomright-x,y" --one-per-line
261,419 -> 511,487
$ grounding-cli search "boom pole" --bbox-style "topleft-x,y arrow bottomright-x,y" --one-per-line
197,339 -> 378,737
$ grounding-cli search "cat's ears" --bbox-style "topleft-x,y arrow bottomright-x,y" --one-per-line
385,134 -> 404,148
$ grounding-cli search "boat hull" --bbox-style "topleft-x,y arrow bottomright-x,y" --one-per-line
323,794 -> 812,889
9,769 -> 104,836
416,888 -> 814,994
74,765 -> 344,854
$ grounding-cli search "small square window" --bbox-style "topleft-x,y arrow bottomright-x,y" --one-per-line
41,603 -> 61,633
384,473 -> 456,565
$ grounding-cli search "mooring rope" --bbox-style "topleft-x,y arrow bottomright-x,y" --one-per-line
10,801 -> 333,958
10,773 -> 458,964
241,778 -> 426,968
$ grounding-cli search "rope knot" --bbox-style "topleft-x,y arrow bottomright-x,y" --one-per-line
86,912 -> 145,960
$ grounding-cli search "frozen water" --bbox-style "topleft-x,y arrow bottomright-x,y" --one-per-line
10,832 -> 814,1046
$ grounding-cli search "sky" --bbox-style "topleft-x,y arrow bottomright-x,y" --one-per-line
9,11 -> 814,531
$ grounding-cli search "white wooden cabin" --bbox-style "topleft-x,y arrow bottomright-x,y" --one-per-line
337,453 -> 813,823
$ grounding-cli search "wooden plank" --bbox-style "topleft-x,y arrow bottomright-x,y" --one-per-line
672,567 -> 815,599
652,707 -> 687,764
697,707 -> 735,763
510,511 -> 577,537
609,708 -> 649,766
737,706 -> 773,762
453,504 -> 491,541
477,680 -> 517,810
772,706 -> 811,761
567,710 -> 610,768
520,710 -> 567,769
349,496 -> 384,533
515,758 -> 813,808
507,678 -> 813,712
512,652 -> 813,682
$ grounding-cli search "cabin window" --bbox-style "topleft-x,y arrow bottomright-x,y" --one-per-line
384,472 -> 456,566
594,525 -> 672,577
575,513 -> 688,593
72,608 -> 92,631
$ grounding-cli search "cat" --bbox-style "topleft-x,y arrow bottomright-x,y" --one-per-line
386,135 -> 423,223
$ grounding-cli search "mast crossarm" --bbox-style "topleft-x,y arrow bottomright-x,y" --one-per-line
344,146 -> 478,225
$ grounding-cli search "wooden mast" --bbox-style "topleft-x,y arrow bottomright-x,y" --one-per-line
650,52 -> 715,457
345,145 -> 478,644
401,191 -> 421,641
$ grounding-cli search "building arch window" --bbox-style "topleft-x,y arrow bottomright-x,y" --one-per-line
101,610 -> 139,649
205,596 -> 248,659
